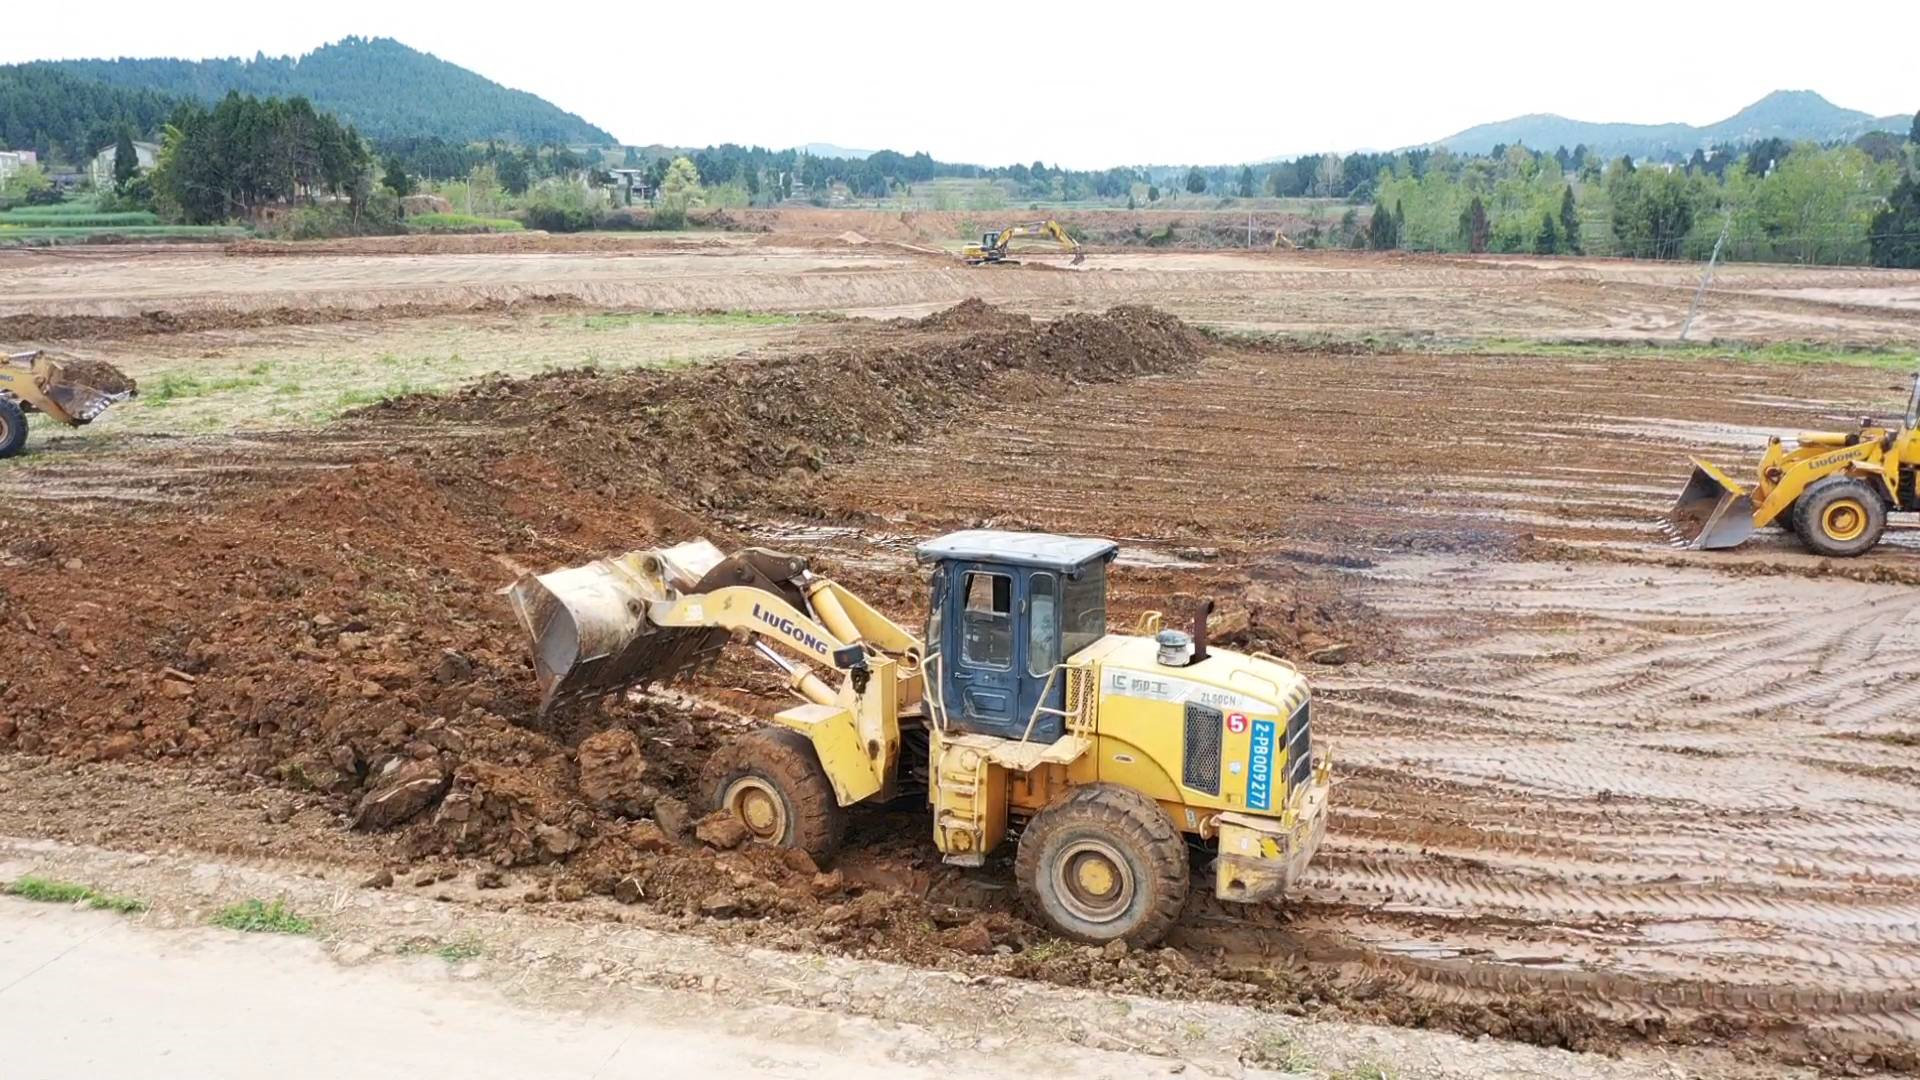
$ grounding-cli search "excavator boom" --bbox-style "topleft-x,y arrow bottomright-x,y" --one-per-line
963,220 -> 1084,266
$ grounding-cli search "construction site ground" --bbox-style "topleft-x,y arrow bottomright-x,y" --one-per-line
6,222 -> 1920,1078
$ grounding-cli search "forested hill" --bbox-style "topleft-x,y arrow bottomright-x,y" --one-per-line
36,37 -> 614,146
1440,90 -> 1909,159
0,65 -> 181,161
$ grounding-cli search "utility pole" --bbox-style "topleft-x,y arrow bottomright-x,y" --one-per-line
1680,208 -> 1733,343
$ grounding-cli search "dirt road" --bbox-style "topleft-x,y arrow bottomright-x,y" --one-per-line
0,839 -> 1773,1080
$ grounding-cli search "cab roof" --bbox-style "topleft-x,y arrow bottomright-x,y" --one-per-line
914,530 -> 1118,572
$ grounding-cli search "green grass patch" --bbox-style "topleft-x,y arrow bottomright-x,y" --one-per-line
574,310 -> 806,331
1241,1029 -> 1315,1072
210,898 -> 314,934
6,875 -> 147,913
399,937 -> 486,963
0,211 -> 160,227
1330,1065 -> 1393,1080
141,371 -> 274,405
405,212 -> 522,234
1207,326 -> 1920,372
0,224 -> 246,246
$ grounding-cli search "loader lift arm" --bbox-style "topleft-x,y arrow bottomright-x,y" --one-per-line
507,540 -> 928,806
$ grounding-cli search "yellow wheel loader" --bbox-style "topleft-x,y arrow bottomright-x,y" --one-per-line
962,220 -> 1086,266
0,351 -> 132,459
1665,371 -> 1920,558
509,530 -> 1331,945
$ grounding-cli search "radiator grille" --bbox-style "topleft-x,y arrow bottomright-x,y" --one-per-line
1285,698 -> 1313,792
1182,702 -> 1223,794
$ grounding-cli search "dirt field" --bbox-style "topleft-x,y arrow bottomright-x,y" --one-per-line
5,233 -> 1920,1077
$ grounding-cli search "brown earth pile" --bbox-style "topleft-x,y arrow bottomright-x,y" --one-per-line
0,303 -> 1204,862
365,300 -> 1202,513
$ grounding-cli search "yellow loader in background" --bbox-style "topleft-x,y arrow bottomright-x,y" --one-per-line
509,530 -> 1330,945
0,351 -> 134,458
1665,371 -> 1920,557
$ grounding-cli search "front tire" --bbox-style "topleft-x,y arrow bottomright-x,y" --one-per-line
0,398 -> 27,459
1014,785 -> 1189,946
700,727 -> 846,861
1795,476 -> 1886,558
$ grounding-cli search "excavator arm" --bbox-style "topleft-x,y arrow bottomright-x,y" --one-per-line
963,220 -> 1085,265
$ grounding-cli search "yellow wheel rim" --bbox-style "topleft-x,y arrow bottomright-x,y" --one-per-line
1822,499 -> 1868,542
722,777 -> 787,842
1055,839 -> 1135,924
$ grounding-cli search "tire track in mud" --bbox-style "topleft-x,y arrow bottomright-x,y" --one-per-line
1304,554 -> 1920,1045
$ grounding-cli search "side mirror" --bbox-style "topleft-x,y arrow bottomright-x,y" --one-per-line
1905,371 -> 1920,430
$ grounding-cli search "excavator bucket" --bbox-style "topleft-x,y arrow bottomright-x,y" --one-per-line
1661,458 -> 1756,550
507,541 -> 731,713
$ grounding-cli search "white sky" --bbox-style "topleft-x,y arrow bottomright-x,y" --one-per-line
6,1 -> 1917,169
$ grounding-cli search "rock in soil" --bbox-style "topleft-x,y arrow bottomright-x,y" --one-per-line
352,758 -> 450,830
694,811 -> 750,851
653,796 -> 692,842
575,728 -> 655,817
941,922 -> 995,955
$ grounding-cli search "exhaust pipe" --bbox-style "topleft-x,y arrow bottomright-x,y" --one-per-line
1191,598 -> 1213,664
1661,458 -> 1756,550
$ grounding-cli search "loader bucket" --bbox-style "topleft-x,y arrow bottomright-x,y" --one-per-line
506,541 -> 730,713
1661,458 -> 1756,550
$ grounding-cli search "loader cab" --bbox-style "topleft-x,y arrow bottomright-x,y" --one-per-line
916,530 -> 1118,742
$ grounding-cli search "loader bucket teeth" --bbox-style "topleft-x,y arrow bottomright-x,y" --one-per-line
1662,459 -> 1756,550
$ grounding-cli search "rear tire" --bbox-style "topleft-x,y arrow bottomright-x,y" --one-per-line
0,398 -> 27,459
1795,476 -> 1886,558
1014,784 -> 1189,947
700,727 -> 846,861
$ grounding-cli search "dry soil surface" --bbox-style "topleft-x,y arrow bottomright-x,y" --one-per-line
5,243 -> 1920,1077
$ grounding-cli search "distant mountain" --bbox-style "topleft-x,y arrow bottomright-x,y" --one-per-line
796,142 -> 873,160
34,37 -> 614,146
1437,90 -> 1911,159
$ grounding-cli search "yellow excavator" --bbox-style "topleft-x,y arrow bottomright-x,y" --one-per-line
1,351 -> 133,458
509,530 -> 1330,945
1665,371 -> 1920,557
962,220 -> 1085,266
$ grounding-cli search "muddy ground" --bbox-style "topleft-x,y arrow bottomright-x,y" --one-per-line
5,238 -> 1920,1076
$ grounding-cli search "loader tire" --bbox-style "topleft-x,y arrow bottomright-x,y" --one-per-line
700,727 -> 845,861
1015,784 -> 1188,947
1796,476 -> 1886,558
0,398 -> 26,459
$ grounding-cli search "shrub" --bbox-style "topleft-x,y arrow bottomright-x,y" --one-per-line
406,212 -> 523,234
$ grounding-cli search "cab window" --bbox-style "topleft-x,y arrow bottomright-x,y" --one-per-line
961,571 -> 1013,668
1028,572 -> 1058,677
1062,562 -> 1107,658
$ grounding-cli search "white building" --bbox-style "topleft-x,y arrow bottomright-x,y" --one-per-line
0,149 -> 37,184
90,142 -> 159,188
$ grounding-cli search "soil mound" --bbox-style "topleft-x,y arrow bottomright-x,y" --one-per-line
365,301 -> 1202,512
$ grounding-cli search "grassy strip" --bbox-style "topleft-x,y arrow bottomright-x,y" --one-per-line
0,225 -> 246,245
210,898 -> 314,935
0,211 -> 160,227
405,212 -> 522,234
572,310 -> 810,330
5,875 -> 147,913
1205,326 -> 1920,371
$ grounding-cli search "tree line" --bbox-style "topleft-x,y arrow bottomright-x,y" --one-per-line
149,93 -> 370,224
